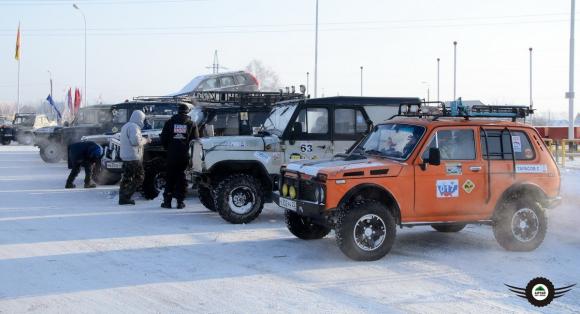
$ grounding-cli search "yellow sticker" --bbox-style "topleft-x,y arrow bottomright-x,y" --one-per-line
462,179 -> 475,193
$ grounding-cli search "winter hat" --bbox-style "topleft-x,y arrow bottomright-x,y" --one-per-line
178,104 -> 191,114
89,144 -> 104,159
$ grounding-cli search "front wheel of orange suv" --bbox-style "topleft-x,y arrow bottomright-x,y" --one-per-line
493,198 -> 547,251
335,200 -> 397,261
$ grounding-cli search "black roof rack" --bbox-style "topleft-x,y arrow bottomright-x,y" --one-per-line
395,98 -> 533,122
133,91 -> 305,107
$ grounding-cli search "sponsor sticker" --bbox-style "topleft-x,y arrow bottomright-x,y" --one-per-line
289,153 -> 303,160
512,135 -> 522,153
462,179 -> 475,193
525,148 -> 534,159
436,179 -> 459,198
445,163 -> 462,175
515,164 -> 547,174
254,151 -> 271,164
174,124 -> 187,134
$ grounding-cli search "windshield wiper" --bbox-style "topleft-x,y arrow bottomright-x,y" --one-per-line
364,149 -> 384,156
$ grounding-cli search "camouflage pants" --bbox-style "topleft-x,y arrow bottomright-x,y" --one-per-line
119,161 -> 144,201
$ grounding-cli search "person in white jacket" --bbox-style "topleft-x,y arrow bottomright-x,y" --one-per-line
118,110 -> 150,205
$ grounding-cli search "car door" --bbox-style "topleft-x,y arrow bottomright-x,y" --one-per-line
414,126 -> 487,220
332,107 -> 370,154
283,106 -> 334,162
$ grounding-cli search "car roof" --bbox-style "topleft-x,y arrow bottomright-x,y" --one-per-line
276,96 -> 421,107
383,116 -> 535,129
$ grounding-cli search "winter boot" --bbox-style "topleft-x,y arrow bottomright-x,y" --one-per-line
161,198 -> 172,209
84,182 -> 97,189
119,198 -> 135,205
176,201 -> 186,209
65,182 -> 76,189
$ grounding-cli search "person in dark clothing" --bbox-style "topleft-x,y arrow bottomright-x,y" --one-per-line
65,141 -> 103,189
160,103 -> 198,209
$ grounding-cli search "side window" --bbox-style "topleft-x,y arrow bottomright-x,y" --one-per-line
356,110 -> 367,133
207,113 -> 240,136
422,129 -> 476,160
295,108 -> 328,134
334,109 -> 368,135
235,74 -> 248,85
199,78 -> 218,91
480,129 -> 535,160
220,76 -> 235,88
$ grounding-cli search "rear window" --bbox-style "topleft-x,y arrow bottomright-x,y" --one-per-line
480,129 -> 535,160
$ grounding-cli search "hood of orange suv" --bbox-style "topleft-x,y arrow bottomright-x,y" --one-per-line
285,156 -> 403,179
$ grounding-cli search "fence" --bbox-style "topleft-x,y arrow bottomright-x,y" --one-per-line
544,138 -> 580,167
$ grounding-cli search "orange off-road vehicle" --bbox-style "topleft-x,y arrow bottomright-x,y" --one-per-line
274,101 -> 561,261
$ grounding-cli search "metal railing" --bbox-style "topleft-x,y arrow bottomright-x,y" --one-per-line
560,139 -> 580,167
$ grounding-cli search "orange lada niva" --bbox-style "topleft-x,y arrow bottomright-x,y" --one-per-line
274,102 -> 561,261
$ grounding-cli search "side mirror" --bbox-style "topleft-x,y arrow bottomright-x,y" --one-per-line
420,147 -> 441,170
289,122 -> 302,145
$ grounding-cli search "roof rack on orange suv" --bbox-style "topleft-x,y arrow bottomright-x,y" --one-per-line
275,100 -> 561,261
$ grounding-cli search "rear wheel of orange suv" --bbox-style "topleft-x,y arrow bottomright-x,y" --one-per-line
336,200 -> 396,261
493,198 -> 547,251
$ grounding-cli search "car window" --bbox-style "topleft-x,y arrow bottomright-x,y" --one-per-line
207,112 -> 240,136
235,75 -> 248,85
480,129 -> 535,160
334,109 -> 367,135
295,108 -> 328,134
220,76 -> 235,88
422,129 -> 476,160
199,78 -> 218,91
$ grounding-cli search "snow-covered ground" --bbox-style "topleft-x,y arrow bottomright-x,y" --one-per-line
0,145 -> 578,314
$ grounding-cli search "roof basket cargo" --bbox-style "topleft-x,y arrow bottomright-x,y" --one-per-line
132,91 -> 305,107
396,98 -> 533,122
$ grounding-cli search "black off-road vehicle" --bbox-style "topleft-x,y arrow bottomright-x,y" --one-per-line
0,116 -> 14,145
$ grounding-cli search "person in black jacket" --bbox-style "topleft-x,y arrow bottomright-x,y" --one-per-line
160,104 -> 198,209
65,141 -> 103,189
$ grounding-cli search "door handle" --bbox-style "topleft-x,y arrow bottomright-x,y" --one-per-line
469,166 -> 482,172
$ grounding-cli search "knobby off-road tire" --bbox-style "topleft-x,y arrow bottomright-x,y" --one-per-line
39,142 -> 64,163
1,139 -> 10,145
198,186 -> 215,211
493,197 -> 547,252
214,174 -> 263,224
285,209 -> 331,240
431,223 -> 466,233
336,200 -> 396,261
18,133 -> 33,145
141,168 -> 166,200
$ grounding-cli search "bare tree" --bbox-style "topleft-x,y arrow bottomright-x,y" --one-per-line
245,60 -> 281,91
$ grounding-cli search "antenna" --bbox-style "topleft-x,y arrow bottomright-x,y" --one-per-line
205,50 -> 229,74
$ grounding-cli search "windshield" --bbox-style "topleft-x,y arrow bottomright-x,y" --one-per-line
13,116 -> 35,126
76,109 -> 113,125
356,123 -> 425,160
261,103 -> 298,136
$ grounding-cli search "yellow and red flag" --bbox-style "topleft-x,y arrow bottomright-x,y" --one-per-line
15,23 -> 21,61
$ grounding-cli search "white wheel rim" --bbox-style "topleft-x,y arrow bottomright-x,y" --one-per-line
353,214 -> 387,251
511,207 -> 540,243
228,186 -> 255,215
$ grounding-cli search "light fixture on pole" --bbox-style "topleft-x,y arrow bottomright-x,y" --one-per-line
567,0 -> 576,140
437,58 -> 440,102
314,0 -> 319,98
73,3 -> 87,108
453,41 -> 457,100
360,66 -> 363,96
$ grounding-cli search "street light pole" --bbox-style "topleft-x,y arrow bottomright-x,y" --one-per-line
314,0 -> 319,98
360,66 -> 363,96
453,41 -> 457,100
47,70 -> 53,97
529,48 -> 533,109
568,0 -> 576,139
437,58 -> 440,102
73,4 -> 87,108
306,72 -> 310,96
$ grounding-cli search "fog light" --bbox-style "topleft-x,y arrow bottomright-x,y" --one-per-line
282,184 -> 289,197
289,186 -> 297,199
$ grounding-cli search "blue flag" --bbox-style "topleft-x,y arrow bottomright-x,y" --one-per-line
46,94 -> 62,121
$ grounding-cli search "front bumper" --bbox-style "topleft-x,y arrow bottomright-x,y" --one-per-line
273,192 -> 326,218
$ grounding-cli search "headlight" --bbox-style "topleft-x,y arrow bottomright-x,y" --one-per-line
282,184 -> 289,197
289,185 -> 297,199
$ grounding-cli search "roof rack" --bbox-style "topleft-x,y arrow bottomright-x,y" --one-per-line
133,91 -> 305,106
396,98 -> 533,122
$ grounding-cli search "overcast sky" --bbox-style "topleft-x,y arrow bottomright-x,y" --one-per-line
0,0 -> 577,116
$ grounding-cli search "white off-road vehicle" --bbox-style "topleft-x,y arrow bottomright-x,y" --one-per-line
190,96 -> 420,224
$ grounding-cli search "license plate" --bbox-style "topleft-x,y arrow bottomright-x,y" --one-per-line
106,162 -> 123,169
279,197 -> 296,211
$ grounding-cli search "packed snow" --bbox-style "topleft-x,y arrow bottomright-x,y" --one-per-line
0,145 -> 578,313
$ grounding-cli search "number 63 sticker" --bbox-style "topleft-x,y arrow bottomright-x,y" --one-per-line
300,143 -> 313,152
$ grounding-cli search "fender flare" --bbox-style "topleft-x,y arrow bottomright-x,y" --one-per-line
338,183 -> 402,224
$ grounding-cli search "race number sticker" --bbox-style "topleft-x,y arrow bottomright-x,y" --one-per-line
436,179 -> 459,198
512,136 -> 522,153
174,124 -> 187,134
300,143 -> 313,153
516,164 -> 547,173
